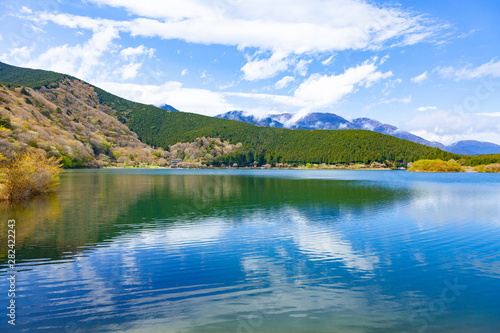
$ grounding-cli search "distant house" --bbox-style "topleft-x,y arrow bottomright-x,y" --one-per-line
171,159 -> 182,164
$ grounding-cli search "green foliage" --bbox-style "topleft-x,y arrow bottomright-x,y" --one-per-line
20,86 -> 31,96
408,159 -> 463,172
0,116 -> 12,130
112,151 -> 122,160
61,156 -> 73,168
40,110 -> 51,119
461,154 -> 500,166
101,141 -> 111,154
0,62 -> 66,89
27,139 -> 39,148
25,97 -> 33,105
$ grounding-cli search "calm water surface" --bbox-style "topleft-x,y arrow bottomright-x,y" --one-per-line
1,169 -> 499,332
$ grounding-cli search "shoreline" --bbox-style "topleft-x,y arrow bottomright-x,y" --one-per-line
99,166 -> 394,171
70,166 -> 499,173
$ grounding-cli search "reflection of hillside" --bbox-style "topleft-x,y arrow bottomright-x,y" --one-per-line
0,195 -> 60,258
0,171 -> 160,262
157,175 -> 409,218
0,171 -> 412,263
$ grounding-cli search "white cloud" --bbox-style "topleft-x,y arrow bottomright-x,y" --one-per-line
293,58 -> 392,108
379,54 -> 390,65
0,34 -> 2,41
0,45 -> 34,63
96,81 -> 235,116
476,112 -> 500,117
382,77 -> 402,95
295,59 -> 312,76
120,45 -> 154,61
405,109 -> 500,145
417,106 -> 437,112
321,55 -> 334,66
225,59 -> 393,114
224,91 -> 302,108
88,0 -> 445,53
365,95 -> 411,110
241,51 -> 291,81
22,1 -> 446,84
389,95 -> 412,104
118,62 -> 141,80
181,69 -> 188,76
411,71 -> 428,83
20,6 -> 32,14
217,81 -> 235,90
274,76 -> 295,89
437,59 -> 500,80
36,12 -> 121,31
20,22 -> 120,81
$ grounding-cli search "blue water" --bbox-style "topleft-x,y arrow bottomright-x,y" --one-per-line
0,169 -> 499,332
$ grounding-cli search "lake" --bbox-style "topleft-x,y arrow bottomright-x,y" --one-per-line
1,169 -> 499,332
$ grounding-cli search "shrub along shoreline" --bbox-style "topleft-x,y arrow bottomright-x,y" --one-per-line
408,159 -> 500,173
0,151 -> 62,200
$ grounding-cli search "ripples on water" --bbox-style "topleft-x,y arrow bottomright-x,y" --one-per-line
0,169 -> 499,332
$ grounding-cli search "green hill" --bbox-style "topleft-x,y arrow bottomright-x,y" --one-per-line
0,61 -> 462,167
0,61 -> 66,89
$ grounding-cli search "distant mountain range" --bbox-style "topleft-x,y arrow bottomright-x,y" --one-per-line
446,140 -> 500,155
216,111 -> 500,156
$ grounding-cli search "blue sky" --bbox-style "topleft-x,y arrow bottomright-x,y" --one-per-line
1,0 -> 500,144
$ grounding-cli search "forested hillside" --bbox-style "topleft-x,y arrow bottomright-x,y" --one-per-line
0,61 -> 477,167
0,79 -> 163,167
0,80 -> 247,168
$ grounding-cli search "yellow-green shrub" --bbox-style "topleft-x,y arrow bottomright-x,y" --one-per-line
408,159 -> 463,172
0,151 -> 62,200
474,163 -> 500,173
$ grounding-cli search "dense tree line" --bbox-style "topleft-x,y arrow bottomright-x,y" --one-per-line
460,154 -> 500,166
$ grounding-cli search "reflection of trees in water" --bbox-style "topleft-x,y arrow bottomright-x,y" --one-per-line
0,194 -> 60,258
161,175 -> 411,218
0,173 -> 161,261
0,172 -> 412,262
